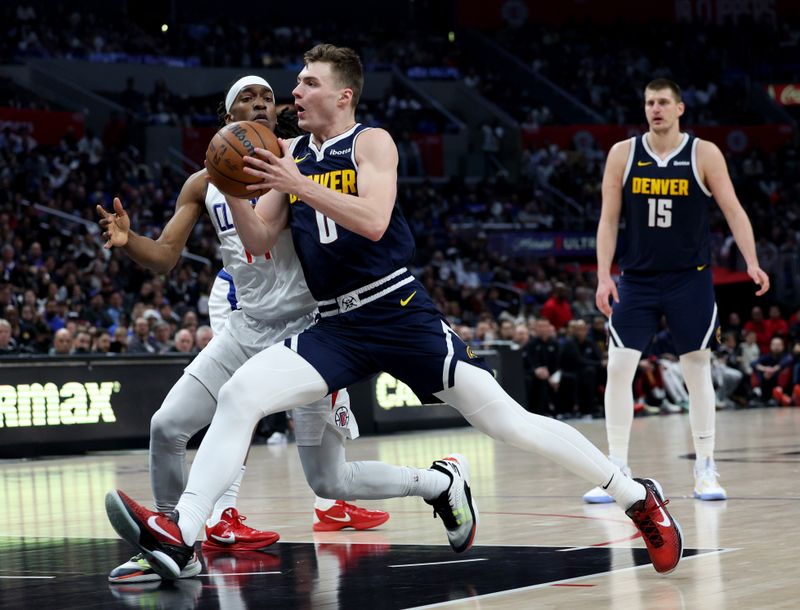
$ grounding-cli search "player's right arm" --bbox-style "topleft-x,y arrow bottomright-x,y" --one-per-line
224,188 -> 289,255
97,170 -> 206,274
595,139 -> 630,316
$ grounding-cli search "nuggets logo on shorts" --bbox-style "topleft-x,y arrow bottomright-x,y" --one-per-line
466,345 -> 478,359
334,406 -> 350,427
715,325 -> 722,344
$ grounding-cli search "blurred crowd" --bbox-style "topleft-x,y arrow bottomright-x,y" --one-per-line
2,3 -> 800,415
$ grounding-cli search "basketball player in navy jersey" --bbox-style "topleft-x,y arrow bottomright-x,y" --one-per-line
583,79 -> 769,505
98,75 -> 390,583
106,46 -> 683,578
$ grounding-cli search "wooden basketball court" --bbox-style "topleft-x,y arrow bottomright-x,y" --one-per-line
1,407 -> 797,608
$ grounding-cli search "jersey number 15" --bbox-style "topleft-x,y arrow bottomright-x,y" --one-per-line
647,198 -> 672,228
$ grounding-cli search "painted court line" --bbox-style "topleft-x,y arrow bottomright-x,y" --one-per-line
0,575 -> 55,579
199,571 -> 281,576
390,558 -> 488,568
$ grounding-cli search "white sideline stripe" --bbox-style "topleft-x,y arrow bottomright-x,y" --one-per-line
408,548 -> 739,610
199,571 -> 281,576
390,558 -> 488,568
0,575 -> 55,579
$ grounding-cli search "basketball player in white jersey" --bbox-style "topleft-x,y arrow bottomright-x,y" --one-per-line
98,76 -> 393,583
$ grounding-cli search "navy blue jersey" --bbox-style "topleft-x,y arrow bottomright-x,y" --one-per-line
618,133 -> 713,271
287,124 -> 415,301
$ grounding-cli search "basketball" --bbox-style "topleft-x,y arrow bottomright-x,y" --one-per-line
205,121 -> 281,198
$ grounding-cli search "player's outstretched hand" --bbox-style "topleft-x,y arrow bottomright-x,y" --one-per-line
748,264 -> 770,296
595,276 -> 619,318
96,197 -> 130,249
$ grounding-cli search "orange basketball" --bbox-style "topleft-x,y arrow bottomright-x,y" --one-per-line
205,121 -> 281,199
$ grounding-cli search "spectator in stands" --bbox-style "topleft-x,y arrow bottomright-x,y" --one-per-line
512,323 -> 530,351
73,330 -> 92,354
556,319 -> 603,419
723,311 -> 743,338
77,128 -> 104,166
738,330 -> 761,378
396,131 -> 424,177
713,332 -> 744,409
753,336 -> 793,404
744,306 -> 770,354
92,330 -> 112,354
49,328 -> 72,355
0,318 -> 18,354
540,282 -> 573,331
168,328 -> 195,354
127,316 -> 158,354
85,292 -> 113,328
153,321 -> 173,353
195,325 -> 213,351
110,326 -> 129,353
524,318 -> 560,415
765,305 -> 788,341
571,286 -> 597,321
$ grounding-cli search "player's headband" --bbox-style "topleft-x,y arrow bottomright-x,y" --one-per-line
225,76 -> 273,113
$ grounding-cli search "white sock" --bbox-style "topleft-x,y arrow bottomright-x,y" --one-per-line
604,347 -> 641,465
177,491 -> 213,546
314,496 -> 337,511
207,466 -> 245,526
680,350 -> 716,462
408,467 -> 450,501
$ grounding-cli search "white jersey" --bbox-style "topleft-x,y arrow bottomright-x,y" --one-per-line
205,182 -> 316,321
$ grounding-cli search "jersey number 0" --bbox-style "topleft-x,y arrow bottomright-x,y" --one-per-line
315,211 -> 339,243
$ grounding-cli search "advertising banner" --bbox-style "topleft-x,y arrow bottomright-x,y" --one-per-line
0,356 -> 189,457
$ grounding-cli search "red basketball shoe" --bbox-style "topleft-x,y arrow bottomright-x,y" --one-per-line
791,384 -> 800,407
313,500 -> 390,532
201,508 -> 280,552
625,478 -> 683,574
105,489 -> 194,580
772,386 -> 792,407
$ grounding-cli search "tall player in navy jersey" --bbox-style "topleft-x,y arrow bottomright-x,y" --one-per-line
583,79 -> 769,505
105,46 -> 683,578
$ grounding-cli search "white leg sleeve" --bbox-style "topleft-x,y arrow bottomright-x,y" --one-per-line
175,344 -> 328,544
680,349 -> 716,461
604,347 -> 642,465
436,362 -> 645,509
149,373 -> 218,513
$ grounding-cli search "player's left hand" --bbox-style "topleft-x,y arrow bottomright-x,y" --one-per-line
748,264 -> 770,296
241,139 -> 302,195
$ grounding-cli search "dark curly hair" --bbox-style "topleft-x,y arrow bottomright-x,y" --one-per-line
216,82 -> 303,139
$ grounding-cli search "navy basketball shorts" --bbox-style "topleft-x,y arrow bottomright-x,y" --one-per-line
284,279 -> 492,397
608,266 -> 719,355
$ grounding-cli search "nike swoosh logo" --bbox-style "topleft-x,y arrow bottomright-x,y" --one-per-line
655,506 -> 671,527
696,265 -> 708,271
211,532 -> 235,543
147,516 -> 183,544
294,153 -> 310,164
326,513 -> 352,523
400,291 -> 417,307
601,473 -> 614,490
637,161 -> 653,166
